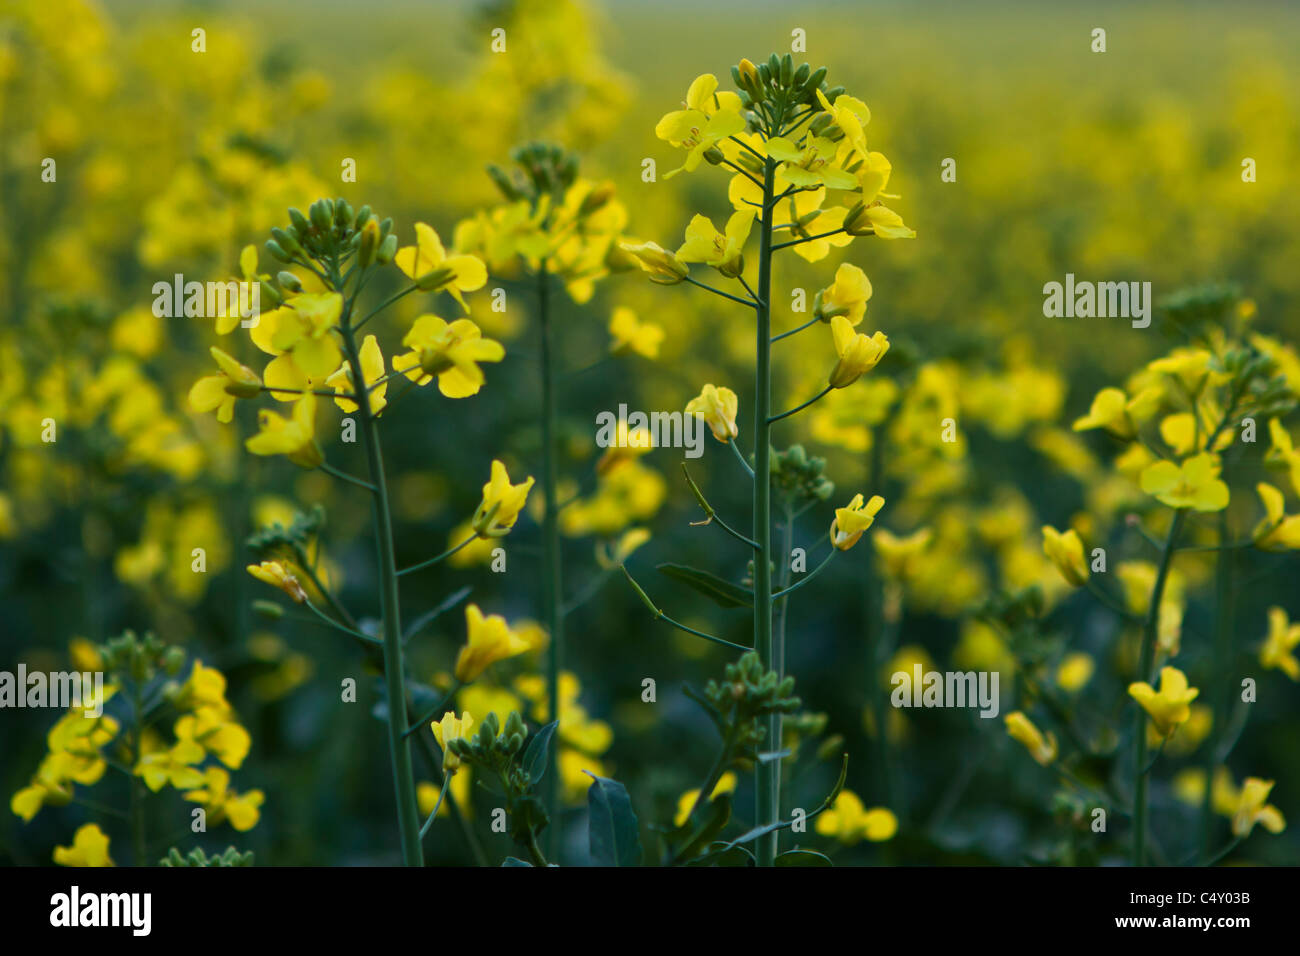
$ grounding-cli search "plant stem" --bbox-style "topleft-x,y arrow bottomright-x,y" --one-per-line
1132,509 -> 1186,867
753,154 -> 778,867
1200,508 -> 1234,861
130,679 -> 147,866
340,317 -> 423,867
538,267 -> 563,860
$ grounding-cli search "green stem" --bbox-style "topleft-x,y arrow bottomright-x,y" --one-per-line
340,315 -> 423,867
1132,509 -> 1186,867
754,154 -> 778,867
130,680 -> 147,867
1200,508 -> 1234,861
397,535 -> 477,577
538,268 -> 563,860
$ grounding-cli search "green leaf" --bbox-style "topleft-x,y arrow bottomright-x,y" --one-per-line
585,772 -> 643,866
656,563 -> 754,608
521,720 -> 559,786
688,841 -> 755,867
776,849 -> 833,867
502,856 -> 533,867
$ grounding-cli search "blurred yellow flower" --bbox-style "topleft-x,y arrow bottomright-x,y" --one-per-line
1004,711 -> 1057,765
1128,666 -> 1199,738
1253,483 -> 1300,551
815,790 -> 897,844
454,605 -> 530,683
245,390 -> 323,469
675,772 -> 737,826
53,823 -> 113,867
183,766 -> 264,831
608,307 -> 663,359
1041,524 -> 1089,587
1231,777 -> 1286,838
1260,606 -> 1300,680
1139,453 -> 1229,511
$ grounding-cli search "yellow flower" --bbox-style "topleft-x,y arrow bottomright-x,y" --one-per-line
53,823 -> 113,867
767,133 -> 858,190
675,772 -> 737,826
454,605 -> 530,683
815,88 -> 870,155
1230,778 -> 1286,838
1056,652 -> 1095,693
392,315 -> 504,399
685,384 -> 739,442
1128,666 -> 1199,738
1004,711 -> 1057,765
815,790 -> 897,844
245,390 -> 323,469
1260,606 -> 1300,680
134,737 -> 206,792
325,334 -> 387,415
246,560 -> 308,604
1172,766 -> 1239,814
1265,418 -> 1300,496
676,210 -> 753,277
655,74 -> 746,177
1072,387 -> 1138,440
830,493 -> 885,550
394,222 -> 488,308
259,292 -> 345,380
1139,453 -> 1230,512
872,527 -> 932,580
1041,524 -> 1089,587
814,263 -> 872,326
1253,482 -> 1300,551
183,766 -> 264,831
608,307 -> 663,359
430,711 -> 474,773
174,708 -> 251,770
619,240 -> 688,284
596,527 -> 651,570
188,347 -> 262,423
828,316 -> 889,388
472,460 -> 534,538
846,202 -> 915,239
172,660 -> 229,712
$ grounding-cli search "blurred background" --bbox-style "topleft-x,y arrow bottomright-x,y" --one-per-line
2,0 -> 1297,865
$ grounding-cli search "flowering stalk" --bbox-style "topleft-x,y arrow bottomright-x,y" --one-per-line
337,310 -> 424,867
1131,510 -> 1185,866
753,154 -> 778,866
537,266 -> 564,855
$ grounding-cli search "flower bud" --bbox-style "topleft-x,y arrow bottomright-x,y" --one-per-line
277,271 -> 303,293
358,216 -> 380,268
376,233 -> 398,264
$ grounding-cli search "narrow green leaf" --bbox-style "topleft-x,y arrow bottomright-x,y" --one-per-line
656,563 -> 754,608
521,720 -> 559,785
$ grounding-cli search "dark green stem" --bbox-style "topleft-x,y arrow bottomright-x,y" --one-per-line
340,313 -> 423,867
538,268 -> 563,860
1132,510 -> 1186,867
754,154 -> 777,867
